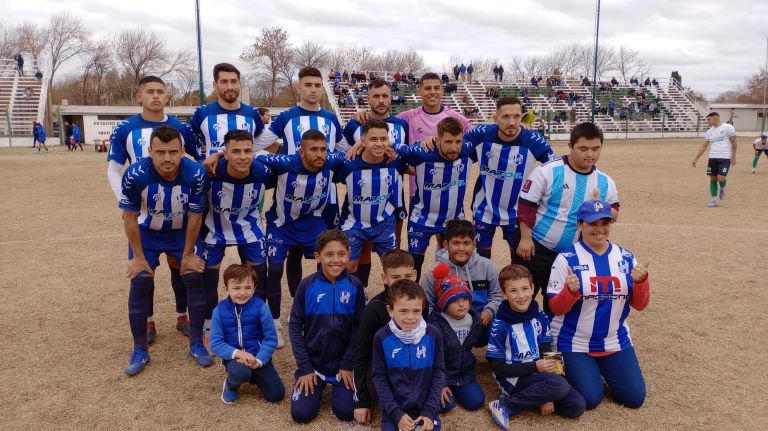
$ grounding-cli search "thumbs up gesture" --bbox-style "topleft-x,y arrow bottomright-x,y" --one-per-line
565,266 -> 580,293
631,260 -> 651,283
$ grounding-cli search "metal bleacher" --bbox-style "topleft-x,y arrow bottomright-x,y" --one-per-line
326,71 -> 708,134
0,58 -> 47,136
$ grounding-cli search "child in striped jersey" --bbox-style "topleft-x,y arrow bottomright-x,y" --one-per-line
486,265 -> 585,430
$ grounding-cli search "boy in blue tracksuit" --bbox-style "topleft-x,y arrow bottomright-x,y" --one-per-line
372,279 -> 445,431
210,264 -> 284,405
289,229 -> 365,424
427,263 -> 487,414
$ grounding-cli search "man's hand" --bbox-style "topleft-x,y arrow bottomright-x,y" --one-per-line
234,349 -> 258,368
353,110 -> 371,124
440,386 -> 453,408
565,266 -> 580,293
338,369 -> 354,390
202,152 -> 223,176
180,253 -> 205,275
345,140 -> 363,160
731,157 -> 737,166
540,401 -> 555,416
294,372 -> 317,397
631,260 -> 651,283
397,414 -> 415,431
354,408 -> 371,425
127,257 -> 154,279
414,417 -> 434,431
480,310 -> 492,326
535,359 -> 557,373
419,136 -> 438,151
516,236 -> 535,261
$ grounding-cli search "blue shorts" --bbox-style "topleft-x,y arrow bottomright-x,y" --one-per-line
266,216 -> 326,263
128,228 -> 185,269
706,158 -> 730,176
475,220 -> 518,249
195,240 -> 266,266
407,222 -> 445,255
345,216 -> 396,260
322,202 -> 340,229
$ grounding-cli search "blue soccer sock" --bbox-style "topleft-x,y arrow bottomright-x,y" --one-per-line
128,276 -> 154,350
147,279 -> 155,320
183,272 -> 206,346
203,268 -> 220,320
170,267 -> 187,315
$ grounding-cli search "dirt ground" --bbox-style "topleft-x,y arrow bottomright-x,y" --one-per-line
1,138 -> 767,430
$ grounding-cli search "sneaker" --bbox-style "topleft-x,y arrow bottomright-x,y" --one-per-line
719,188 -> 726,200
221,379 -> 237,405
753,169 -> 757,174
488,399 -> 510,430
125,349 -> 150,376
147,321 -> 157,345
706,199 -> 719,208
189,342 -> 213,367
176,315 -> 190,337
274,319 -> 285,349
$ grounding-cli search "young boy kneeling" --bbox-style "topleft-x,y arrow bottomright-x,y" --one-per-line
372,279 -> 445,431
209,264 -> 285,405
486,265 -> 585,429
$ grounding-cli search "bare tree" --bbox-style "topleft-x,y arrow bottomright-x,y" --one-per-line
0,22 -> 15,59
172,66 -> 201,106
15,21 -> 46,61
401,48 -> 426,74
80,38 -> 113,105
329,44 -> 375,72
241,27 -> 293,106
293,40 -> 330,70
522,55 -> 544,77
45,12 -> 90,82
615,45 -> 648,83
113,28 -> 194,85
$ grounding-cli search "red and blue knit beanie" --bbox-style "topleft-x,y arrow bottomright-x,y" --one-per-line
433,263 -> 472,312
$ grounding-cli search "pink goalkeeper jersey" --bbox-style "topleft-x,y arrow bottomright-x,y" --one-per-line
397,106 -> 473,195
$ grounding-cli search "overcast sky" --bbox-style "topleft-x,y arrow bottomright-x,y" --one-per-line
4,0 -> 767,98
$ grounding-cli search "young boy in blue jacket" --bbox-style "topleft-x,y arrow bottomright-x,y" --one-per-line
289,229 -> 365,424
209,264 -> 285,405
372,279 -> 445,431
486,265 -> 585,430
427,263 -> 487,414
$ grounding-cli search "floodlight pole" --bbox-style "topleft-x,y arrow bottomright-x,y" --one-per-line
761,37 -> 767,134
195,0 -> 205,106
590,0 -> 601,123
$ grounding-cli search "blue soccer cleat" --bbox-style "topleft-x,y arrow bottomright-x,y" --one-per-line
189,342 -> 213,367
125,349 -> 150,376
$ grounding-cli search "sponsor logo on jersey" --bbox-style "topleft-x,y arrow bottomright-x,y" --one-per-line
479,165 -> 524,179
561,252 -> 575,257
522,179 -> 532,193
213,203 -> 260,215
512,348 -> 539,361
357,179 -> 367,188
352,193 -> 389,204
572,264 -> 590,271
217,191 -> 227,199
284,192 -> 327,203
424,179 -> 465,190
152,193 -> 162,202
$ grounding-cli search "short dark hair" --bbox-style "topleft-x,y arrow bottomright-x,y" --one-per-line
419,72 -> 441,85
498,264 -> 533,292
381,249 -> 415,271
150,125 -> 181,146
363,119 -> 389,135
387,279 -> 425,307
437,117 -> 464,137
138,75 -> 165,87
443,219 -> 476,242
222,264 -> 258,288
301,129 -> 326,142
213,63 -> 240,81
257,107 -> 269,116
369,78 -> 389,90
706,112 -> 719,118
316,229 -> 349,252
299,67 -> 322,80
569,122 -> 604,146
223,129 -> 253,145
497,96 -> 522,109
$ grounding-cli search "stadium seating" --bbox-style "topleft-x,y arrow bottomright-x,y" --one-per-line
0,58 -> 46,136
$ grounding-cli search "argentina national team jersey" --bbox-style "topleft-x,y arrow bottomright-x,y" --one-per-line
486,310 -> 551,392
204,158 -> 274,245
268,106 -> 346,155
465,126 -> 557,226
258,153 -> 345,227
337,158 -> 408,230
108,114 -> 200,164
547,241 -> 637,353
189,102 -> 265,158
119,157 -> 209,231
520,157 -> 618,252
342,115 -> 409,148
397,142 -> 474,228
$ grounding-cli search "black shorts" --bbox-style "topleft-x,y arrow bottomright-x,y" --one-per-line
755,149 -> 768,157
706,158 -> 730,176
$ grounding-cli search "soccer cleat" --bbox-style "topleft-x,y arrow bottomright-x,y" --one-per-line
125,349 -> 150,376
719,188 -> 726,200
176,315 -> 190,337
706,199 -> 718,208
488,399 -> 510,430
221,379 -> 237,405
753,169 -> 757,174
146,321 -> 157,345
189,342 -> 213,367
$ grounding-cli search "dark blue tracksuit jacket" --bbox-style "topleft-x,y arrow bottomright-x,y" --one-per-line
427,308 -> 488,386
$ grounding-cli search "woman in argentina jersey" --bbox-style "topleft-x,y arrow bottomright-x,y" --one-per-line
546,200 -> 651,410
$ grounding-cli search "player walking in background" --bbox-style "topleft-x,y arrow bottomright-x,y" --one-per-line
119,126 -> 210,375
107,76 -> 200,342
35,122 -> 48,153
752,134 -> 767,174
692,112 -> 737,207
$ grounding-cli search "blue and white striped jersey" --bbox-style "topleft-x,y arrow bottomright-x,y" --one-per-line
464,125 -> 556,226
203,157 -> 274,245
258,153 -> 346,227
396,142 -> 475,228
119,157 -> 209,231
486,309 -> 552,392
189,102 -> 265,158
547,241 -> 638,353
108,114 -> 200,164
336,157 -> 409,230
263,106 -> 346,155
520,157 -> 619,252
342,115 -> 409,148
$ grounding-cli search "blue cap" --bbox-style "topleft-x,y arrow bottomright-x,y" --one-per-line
577,200 -> 614,223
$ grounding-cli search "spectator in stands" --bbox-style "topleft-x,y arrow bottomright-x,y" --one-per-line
652,78 -> 659,87
393,71 -> 402,82
671,71 -> 682,87
569,107 -> 577,124
608,99 -> 617,117
611,77 -> 619,87
391,81 -> 399,93
651,106 -> 661,119
498,65 -> 504,82
643,77 -> 651,86
345,95 -> 354,106
342,70 -> 349,81
407,72 -> 415,84
24,86 -> 32,101
15,53 -> 24,76
560,110 -> 568,123
453,65 -> 460,81
581,76 -> 591,87
629,77 -> 638,87
467,64 -> 474,83
335,70 -> 342,81
328,69 -> 336,80
493,65 -> 499,82
523,95 -> 531,107
548,93 -> 556,104
531,76 -> 539,88
357,95 -> 366,106
441,73 -> 450,85
461,93 -> 470,105
460,63 -> 467,81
